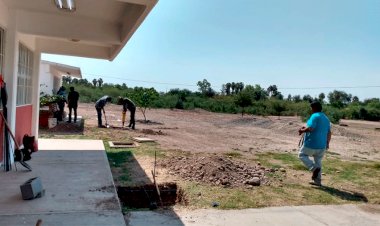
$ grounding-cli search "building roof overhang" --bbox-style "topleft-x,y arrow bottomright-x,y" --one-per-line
41,60 -> 82,78
3,0 -> 157,60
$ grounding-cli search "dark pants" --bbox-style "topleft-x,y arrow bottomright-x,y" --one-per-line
68,105 -> 77,122
57,102 -> 65,121
96,107 -> 102,127
128,108 -> 136,129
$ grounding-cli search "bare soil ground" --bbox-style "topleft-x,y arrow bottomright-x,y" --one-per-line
40,103 -> 380,207
69,103 -> 379,190
77,103 -> 380,161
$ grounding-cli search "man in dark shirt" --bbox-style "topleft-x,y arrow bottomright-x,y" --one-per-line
95,95 -> 112,128
118,96 -> 136,129
67,87 -> 79,123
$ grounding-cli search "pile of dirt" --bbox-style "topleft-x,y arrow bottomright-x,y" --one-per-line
160,154 -> 275,187
40,120 -> 84,134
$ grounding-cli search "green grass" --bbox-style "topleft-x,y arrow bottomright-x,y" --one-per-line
253,152 -> 380,205
254,152 -> 305,170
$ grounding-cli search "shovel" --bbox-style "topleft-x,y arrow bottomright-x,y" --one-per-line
103,109 -> 110,128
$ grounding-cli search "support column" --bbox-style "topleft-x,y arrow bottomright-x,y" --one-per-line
3,10 -> 18,140
31,45 -> 41,138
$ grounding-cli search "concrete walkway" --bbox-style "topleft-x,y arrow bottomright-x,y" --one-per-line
128,204 -> 380,226
0,139 -> 125,226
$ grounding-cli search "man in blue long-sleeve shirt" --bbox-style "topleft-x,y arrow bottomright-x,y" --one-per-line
95,96 -> 112,128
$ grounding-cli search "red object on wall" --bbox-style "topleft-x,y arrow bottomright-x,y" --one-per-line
15,105 -> 33,145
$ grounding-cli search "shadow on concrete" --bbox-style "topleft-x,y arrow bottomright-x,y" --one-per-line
106,149 -> 186,225
314,185 -> 368,202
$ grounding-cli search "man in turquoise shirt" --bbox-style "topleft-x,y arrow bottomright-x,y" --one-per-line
298,101 -> 332,186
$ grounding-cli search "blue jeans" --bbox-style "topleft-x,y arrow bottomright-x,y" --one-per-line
298,146 -> 326,181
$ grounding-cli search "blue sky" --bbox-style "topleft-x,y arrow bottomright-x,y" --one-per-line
42,0 -> 380,100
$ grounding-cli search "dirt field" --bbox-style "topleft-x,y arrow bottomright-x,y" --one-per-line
77,103 -> 380,161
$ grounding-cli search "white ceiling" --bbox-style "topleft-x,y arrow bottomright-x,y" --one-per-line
2,0 -> 157,60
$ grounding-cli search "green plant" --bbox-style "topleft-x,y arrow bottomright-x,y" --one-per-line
39,94 -> 64,107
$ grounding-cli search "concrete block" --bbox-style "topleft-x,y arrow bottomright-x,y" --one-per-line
20,177 -> 44,200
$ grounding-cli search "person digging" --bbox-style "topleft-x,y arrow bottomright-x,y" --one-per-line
117,96 -> 136,129
95,95 -> 112,128
298,101 -> 331,186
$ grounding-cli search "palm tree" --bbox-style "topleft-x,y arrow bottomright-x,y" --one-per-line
98,78 -> 103,87
231,82 -> 236,94
226,83 -> 231,95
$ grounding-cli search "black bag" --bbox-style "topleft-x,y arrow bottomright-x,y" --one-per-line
14,135 -> 37,162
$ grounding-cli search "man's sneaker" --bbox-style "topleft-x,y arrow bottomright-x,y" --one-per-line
312,167 -> 321,180
309,180 -> 322,186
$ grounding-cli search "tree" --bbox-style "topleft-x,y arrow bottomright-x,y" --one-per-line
234,90 -> 253,116
127,87 -> 159,122
98,78 -> 104,88
236,82 -> 244,94
221,84 -> 226,95
197,79 -> 211,93
92,79 -> 97,87
287,94 -> 292,101
62,76 -> 72,84
302,94 -> 313,103
231,82 -> 236,94
267,85 -> 282,99
318,93 -> 325,103
352,96 -> 359,103
273,101 -> 286,119
197,79 -> 215,97
225,83 -> 231,95
293,95 -> 301,103
328,90 -> 352,108
267,85 -> 278,97
78,78 -> 89,86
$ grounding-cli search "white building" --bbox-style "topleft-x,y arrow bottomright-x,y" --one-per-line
39,60 -> 82,95
0,0 -> 157,167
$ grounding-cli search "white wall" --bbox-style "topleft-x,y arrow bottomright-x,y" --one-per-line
39,63 -> 54,95
0,0 -> 8,28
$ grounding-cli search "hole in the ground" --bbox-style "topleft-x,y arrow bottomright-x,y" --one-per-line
117,182 -> 187,209
109,141 -> 138,148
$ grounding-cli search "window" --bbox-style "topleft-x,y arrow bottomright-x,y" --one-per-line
0,27 -> 4,76
17,44 -> 34,105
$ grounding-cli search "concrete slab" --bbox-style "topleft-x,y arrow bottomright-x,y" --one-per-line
128,204 -> 380,226
0,139 -> 125,226
38,138 -> 104,151
132,137 -> 155,143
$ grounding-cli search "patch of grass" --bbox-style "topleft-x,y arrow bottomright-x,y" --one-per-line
255,152 -> 304,170
106,148 -> 134,183
106,149 -> 133,167
131,143 -> 166,158
371,162 -> 380,169
179,180 -> 357,209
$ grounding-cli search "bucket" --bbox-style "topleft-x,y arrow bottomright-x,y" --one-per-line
48,118 -> 57,128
